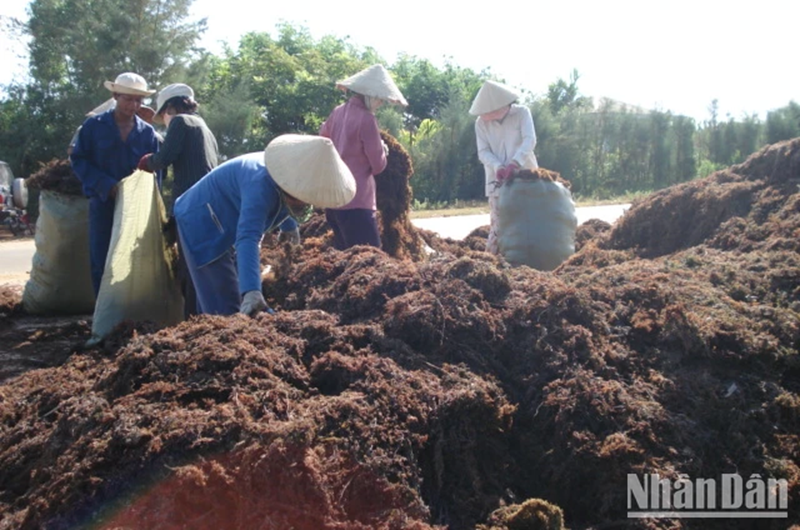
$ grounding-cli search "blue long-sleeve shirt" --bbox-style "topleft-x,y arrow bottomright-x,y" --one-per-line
70,109 -> 160,200
173,152 -> 292,294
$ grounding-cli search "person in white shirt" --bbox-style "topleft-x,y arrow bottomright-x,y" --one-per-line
470,80 -> 538,255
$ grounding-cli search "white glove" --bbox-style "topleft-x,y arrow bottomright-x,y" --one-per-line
279,227 -> 301,246
381,140 -> 389,157
240,290 -> 268,316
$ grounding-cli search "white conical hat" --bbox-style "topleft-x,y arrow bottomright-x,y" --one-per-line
85,98 -> 155,122
86,98 -> 116,117
264,135 -> 356,209
469,80 -> 519,115
336,64 -> 408,106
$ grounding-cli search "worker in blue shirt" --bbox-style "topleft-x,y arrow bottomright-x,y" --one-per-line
174,134 -> 355,316
70,72 -> 161,296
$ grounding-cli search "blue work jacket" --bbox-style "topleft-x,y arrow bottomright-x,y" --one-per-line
174,152 -> 292,294
70,109 -> 161,201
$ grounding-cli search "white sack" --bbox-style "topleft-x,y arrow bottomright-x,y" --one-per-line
90,171 -> 182,341
496,179 -> 577,271
22,190 -> 95,314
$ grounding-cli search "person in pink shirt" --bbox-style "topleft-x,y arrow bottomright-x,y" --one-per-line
320,64 -> 407,250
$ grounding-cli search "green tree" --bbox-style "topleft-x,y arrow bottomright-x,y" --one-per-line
205,24 -> 380,155
765,101 -> 800,144
0,0 -> 207,177
673,115 -> 696,182
649,110 -> 672,188
545,69 -> 592,115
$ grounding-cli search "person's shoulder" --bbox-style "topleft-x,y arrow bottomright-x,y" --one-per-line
135,115 -> 157,131
223,152 -> 265,171
171,114 -> 197,126
77,112 -> 110,140
82,110 -> 110,129
511,104 -> 532,115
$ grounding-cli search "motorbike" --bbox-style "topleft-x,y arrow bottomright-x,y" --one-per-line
0,192 -> 34,237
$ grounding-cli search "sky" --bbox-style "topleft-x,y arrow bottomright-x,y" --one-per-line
1,0 -> 798,123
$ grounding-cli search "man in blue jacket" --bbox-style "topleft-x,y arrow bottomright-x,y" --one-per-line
174,134 -> 356,316
70,72 -> 161,295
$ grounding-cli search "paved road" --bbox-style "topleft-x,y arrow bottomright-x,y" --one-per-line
0,239 -> 35,285
0,203 -> 630,285
412,203 -> 630,240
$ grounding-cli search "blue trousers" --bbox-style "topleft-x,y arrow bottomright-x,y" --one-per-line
324,208 -> 381,250
88,197 -> 115,297
178,226 -> 241,316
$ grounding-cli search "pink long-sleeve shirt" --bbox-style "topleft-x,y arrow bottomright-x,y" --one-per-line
320,96 -> 387,210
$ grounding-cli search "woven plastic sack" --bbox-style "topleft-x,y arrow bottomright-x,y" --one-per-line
22,190 -> 95,314
89,171 -> 182,342
496,179 -> 577,271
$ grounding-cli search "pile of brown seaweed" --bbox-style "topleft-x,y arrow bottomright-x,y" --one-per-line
1,138 -> 798,530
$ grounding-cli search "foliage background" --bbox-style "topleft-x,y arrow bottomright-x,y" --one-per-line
1,0 -> 798,204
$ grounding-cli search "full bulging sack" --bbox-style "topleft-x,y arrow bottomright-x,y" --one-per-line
22,190 -> 95,314
90,171 -> 183,342
496,179 -> 577,271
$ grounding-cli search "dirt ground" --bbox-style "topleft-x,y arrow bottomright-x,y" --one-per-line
0,139 -> 798,529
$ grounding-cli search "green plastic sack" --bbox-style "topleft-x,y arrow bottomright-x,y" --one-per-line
496,179 -> 577,271
22,190 -> 95,314
89,171 -> 183,342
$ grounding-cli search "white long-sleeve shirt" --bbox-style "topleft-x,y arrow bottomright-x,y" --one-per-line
475,104 -> 538,197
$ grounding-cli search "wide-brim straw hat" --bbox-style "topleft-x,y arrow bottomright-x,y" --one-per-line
103,72 -> 155,96
336,64 -> 408,107
155,83 -> 194,118
469,80 -> 519,116
264,135 -> 356,209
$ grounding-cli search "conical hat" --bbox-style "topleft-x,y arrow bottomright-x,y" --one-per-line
469,80 -> 519,115
336,64 -> 408,106
264,135 -> 356,209
86,99 -> 155,123
86,98 -> 116,117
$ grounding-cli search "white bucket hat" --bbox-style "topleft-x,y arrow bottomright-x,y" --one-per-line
155,83 -> 195,116
336,64 -> 408,107
264,135 -> 356,209
104,72 -> 156,96
469,80 -> 519,116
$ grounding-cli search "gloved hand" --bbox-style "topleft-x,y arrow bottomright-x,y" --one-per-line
240,290 -> 269,316
278,227 -> 301,246
496,166 -> 511,183
496,162 -> 520,183
137,154 -> 152,171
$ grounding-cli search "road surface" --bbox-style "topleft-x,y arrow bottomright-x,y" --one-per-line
412,203 -> 630,240
0,203 -> 630,286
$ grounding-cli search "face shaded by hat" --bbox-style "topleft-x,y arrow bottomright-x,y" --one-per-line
264,135 -> 356,209
103,72 -> 156,97
469,80 -> 519,116
137,106 -> 156,124
336,65 -> 408,107
154,83 -> 195,124
85,98 -> 155,123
